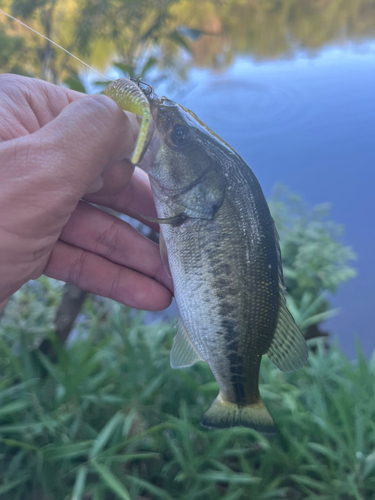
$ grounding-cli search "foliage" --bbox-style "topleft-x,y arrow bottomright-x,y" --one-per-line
0,25 -> 26,74
269,185 -> 356,331
1,0 -> 187,85
0,277 -> 64,349
0,297 -> 374,500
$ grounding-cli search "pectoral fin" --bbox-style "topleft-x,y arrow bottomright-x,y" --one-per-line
159,231 -> 171,278
266,299 -> 308,372
170,318 -> 204,369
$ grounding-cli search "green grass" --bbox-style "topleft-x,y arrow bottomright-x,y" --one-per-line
0,298 -> 375,500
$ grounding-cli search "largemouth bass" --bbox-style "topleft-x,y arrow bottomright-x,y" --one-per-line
106,79 -> 308,433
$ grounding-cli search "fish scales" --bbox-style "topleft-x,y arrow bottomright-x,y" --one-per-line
156,159 -> 280,406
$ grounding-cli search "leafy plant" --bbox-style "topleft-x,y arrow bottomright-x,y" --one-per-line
0,277 -> 64,349
0,298 -> 375,500
269,185 -> 356,333
286,292 -> 339,333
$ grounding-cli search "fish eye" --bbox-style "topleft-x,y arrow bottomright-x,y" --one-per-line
171,123 -> 190,146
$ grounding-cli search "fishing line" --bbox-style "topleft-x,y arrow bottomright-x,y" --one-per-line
0,8 -> 111,81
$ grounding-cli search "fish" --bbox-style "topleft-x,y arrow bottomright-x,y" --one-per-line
105,79 -> 308,433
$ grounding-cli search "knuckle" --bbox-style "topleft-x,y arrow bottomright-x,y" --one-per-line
108,268 -> 122,301
114,181 -> 136,213
69,249 -> 88,289
96,217 -> 123,260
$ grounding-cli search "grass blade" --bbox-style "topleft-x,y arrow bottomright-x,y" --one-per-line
0,400 -> 29,418
0,477 -> 29,495
197,471 -> 260,484
71,465 -> 87,500
92,461 -> 131,500
89,412 -> 124,459
43,441 -> 93,461
125,475 -> 173,500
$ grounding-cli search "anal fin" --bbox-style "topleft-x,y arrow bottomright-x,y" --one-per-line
170,318 -> 204,369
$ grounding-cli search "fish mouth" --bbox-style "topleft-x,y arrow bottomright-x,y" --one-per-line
136,81 -> 162,120
137,85 -> 176,172
146,93 -> 175,134
137,81 -> 175,132
146,92 -> 164,121
137,83 -> 188,172
136,90 -> 161,173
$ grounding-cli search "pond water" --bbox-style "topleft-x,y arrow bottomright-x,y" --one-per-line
152,41 -> 375,357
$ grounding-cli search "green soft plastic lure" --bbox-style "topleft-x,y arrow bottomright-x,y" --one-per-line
104,78 -> 151,165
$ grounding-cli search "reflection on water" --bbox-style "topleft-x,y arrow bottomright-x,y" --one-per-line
1,0 -> 375,82
170,0 -> 375,71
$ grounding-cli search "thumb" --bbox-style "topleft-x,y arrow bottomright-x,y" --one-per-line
37,94 -> 136,195
3,94 -> 136,205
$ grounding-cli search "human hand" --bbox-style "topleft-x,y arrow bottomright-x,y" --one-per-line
0,74 -> 173,311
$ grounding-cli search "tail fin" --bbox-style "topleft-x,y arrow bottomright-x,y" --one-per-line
200,393 -> 275,434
